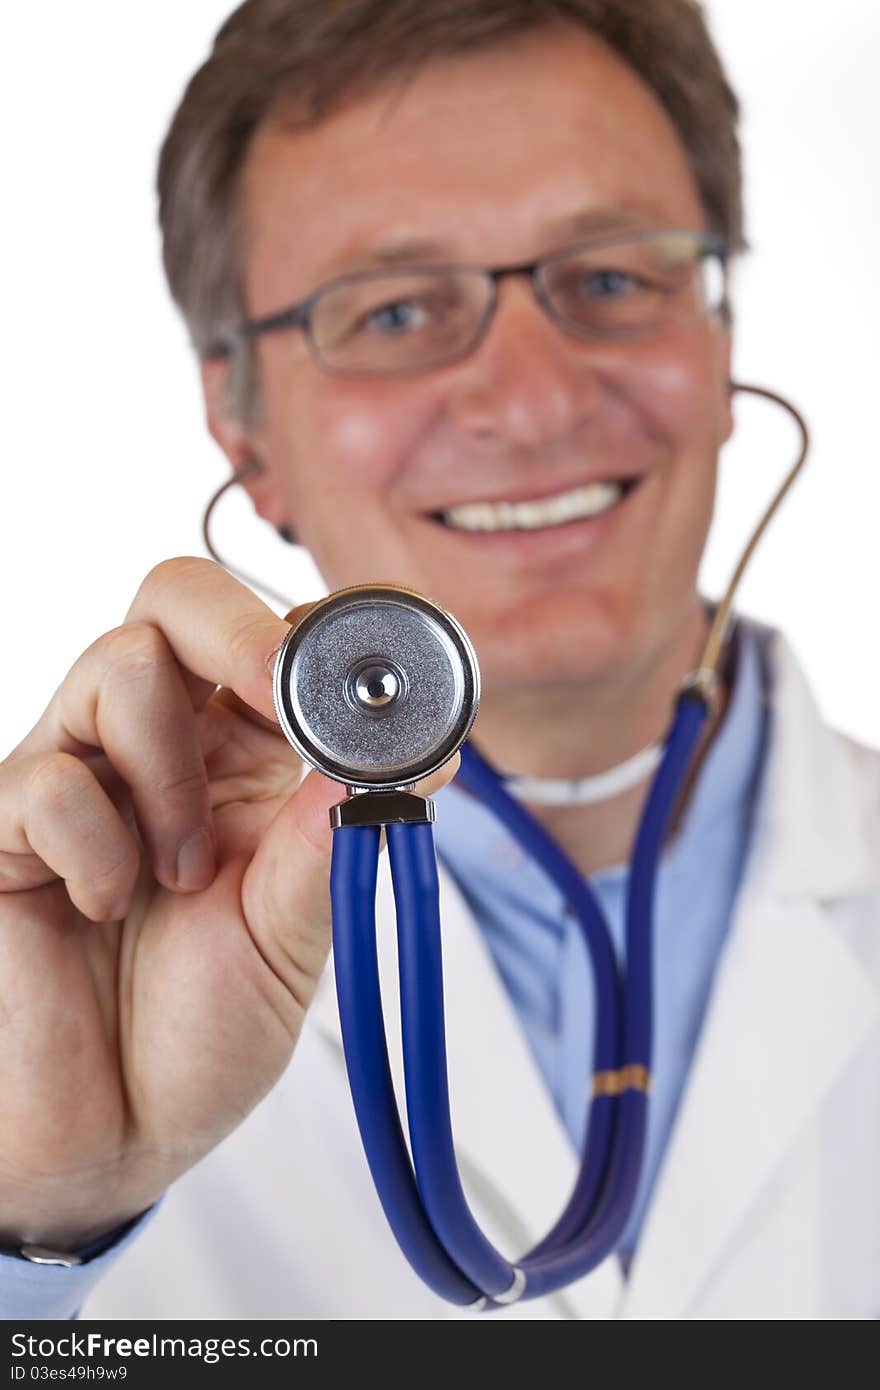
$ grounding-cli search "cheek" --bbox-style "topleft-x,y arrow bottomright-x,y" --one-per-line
627,334 -> 730,464
618,336 -> 729,610
263,354 -> 433,517
312,388 -> 400,476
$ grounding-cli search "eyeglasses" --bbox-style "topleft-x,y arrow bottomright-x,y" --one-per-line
235,228 -> 728,377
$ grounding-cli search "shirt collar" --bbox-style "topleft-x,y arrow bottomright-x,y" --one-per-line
433,617 -> 768,885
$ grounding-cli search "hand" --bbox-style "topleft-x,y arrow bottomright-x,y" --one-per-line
0,558 -> 459,1250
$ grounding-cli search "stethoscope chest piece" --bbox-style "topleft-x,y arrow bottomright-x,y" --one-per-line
273,583 -> 481,803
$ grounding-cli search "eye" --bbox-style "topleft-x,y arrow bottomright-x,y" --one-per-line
581,269 -> 639,298
364,299 -> 430,334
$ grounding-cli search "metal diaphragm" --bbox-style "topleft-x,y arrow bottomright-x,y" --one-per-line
273,584 -> 481,790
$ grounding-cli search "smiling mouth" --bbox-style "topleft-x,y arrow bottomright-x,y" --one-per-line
428,477 -> 640,533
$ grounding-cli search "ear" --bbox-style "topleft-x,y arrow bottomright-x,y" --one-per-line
200,357 -> 289,528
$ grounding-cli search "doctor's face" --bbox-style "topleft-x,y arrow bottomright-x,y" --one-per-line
233,24 -> 733,693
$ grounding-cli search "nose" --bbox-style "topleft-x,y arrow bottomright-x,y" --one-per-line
446,274 -> 604,450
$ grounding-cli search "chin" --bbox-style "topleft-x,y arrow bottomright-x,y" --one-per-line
468,599 -> 639,694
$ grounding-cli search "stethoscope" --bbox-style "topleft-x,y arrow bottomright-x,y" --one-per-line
207,382 -> 809,1309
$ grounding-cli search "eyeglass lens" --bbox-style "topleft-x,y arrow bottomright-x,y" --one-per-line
308,232 -> 725,374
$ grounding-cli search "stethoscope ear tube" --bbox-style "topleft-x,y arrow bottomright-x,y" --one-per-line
330,689 -> 709,1305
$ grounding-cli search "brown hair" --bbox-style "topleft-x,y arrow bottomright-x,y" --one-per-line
158,0 -> 743,419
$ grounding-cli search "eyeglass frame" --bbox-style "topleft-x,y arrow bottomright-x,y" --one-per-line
231,227 -> 730,376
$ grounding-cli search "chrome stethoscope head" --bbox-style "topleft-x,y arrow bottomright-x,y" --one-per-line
272,583 -> 481,798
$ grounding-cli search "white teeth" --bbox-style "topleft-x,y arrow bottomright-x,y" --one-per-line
442,481 -> 625,533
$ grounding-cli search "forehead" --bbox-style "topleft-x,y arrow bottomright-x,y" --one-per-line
241,24 -> 705,306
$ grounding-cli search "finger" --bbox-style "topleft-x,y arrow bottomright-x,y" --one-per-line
206,600 -> 319,736
25,623 -> 216,894
414,750 -> 461,798
14,559 -> 294,769
239,747 -> 463,1007
123,557 -> 294,725
0,752 -> 141,919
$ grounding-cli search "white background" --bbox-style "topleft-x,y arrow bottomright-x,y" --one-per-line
1,1 -> 878,757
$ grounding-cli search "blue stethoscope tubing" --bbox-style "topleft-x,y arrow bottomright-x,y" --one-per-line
330,686 -> 710,1305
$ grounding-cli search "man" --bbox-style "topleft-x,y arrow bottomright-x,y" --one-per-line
0,0 -> 877,1319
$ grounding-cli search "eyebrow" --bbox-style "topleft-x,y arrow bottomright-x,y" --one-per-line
340,203 -> 666,272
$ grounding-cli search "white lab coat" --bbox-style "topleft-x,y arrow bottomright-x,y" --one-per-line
83,629 -> 880,1320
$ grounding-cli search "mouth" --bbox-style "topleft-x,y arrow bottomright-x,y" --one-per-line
427,477 -> 641,534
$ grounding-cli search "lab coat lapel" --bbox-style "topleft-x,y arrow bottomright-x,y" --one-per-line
309,845 -> 624,1319
620,892 -> 878,1319
620,632 -> 880,1319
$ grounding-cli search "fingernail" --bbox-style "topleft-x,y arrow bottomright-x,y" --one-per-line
265,641 -> 284,677
176,827 -> 216,891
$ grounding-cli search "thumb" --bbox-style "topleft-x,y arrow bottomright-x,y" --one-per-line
240,748 -> 462,1010
240,763 -> 340,1005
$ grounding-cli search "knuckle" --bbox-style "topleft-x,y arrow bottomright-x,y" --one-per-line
25,752 -> 93,817
101,622 -> 173,688
79,847 -> 141,920
75,888 -> 126,924
227,613 -> 283,677
155,764 -> 208,802
134,555 -> 216,608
